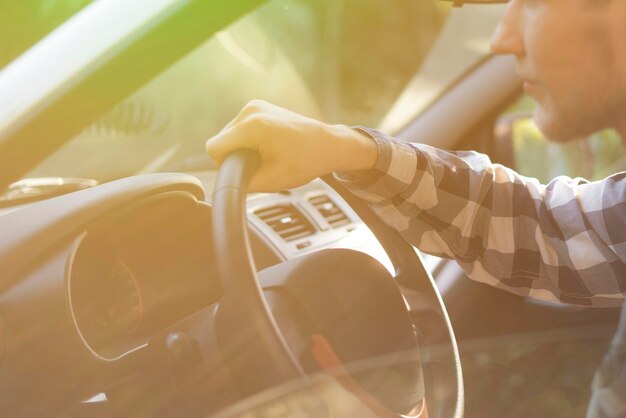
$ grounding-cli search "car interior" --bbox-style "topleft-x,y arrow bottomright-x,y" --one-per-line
0,1 -> 623,418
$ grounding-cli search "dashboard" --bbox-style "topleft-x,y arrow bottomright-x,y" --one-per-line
0,171 -> 397,416
65,173 -> 380,360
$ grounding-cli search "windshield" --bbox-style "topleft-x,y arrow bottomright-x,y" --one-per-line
19,0 -> 504,182
0,1 -> 93,71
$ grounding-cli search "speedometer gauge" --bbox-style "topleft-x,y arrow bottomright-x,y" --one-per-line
71,260 -> 144,348
96,261 -> 143,335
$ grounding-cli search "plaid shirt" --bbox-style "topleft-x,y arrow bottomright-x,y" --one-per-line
336,128 -> 626,307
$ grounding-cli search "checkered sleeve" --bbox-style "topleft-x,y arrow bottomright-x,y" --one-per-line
335,127 -> 626,307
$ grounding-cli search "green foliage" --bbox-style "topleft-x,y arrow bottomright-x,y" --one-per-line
255,0 -> 448,126
0,0 -> 92,68
503,95 -> 625,183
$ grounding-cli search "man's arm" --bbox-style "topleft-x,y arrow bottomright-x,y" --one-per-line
206,101 -> 626,307
337,128 -> 626,307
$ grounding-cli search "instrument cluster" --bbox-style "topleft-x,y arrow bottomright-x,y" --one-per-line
67,195 -> 221,359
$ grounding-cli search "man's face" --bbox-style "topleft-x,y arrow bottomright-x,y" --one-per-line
490,0 -> 626,141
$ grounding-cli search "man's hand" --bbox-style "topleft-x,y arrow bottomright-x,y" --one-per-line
205,100 -> 378,193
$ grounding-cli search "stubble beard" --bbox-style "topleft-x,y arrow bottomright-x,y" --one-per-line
533,84 -> 626,143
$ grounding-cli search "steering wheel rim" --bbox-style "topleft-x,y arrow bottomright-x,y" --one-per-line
211,150 -> 463,418
212,150 -> 306,388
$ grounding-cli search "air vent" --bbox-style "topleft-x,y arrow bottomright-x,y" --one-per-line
308,195 -> 351,228
254,204 -> 316,242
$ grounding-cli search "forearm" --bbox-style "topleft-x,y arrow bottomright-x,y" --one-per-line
336,128 -> 626,307
326,123 -> 379,173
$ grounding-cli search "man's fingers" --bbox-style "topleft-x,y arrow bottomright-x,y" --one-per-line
249,170 -> 289,193
206,116 -> 266,168
205,125 -> 244,168
206,100 -> 338,192
224,99 -> 269,130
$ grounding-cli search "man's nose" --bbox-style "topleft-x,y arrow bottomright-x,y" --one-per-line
489,0 -> 524,57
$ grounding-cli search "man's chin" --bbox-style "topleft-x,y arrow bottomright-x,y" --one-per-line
533,107 -> 590,143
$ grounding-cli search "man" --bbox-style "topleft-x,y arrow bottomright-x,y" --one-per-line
206,0 -> 626,416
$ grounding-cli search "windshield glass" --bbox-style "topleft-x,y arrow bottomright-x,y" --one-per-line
22,0 -> 504,182
0,1 -> 93,70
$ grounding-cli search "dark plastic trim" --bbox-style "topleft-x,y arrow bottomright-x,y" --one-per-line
0,173 -> 204,291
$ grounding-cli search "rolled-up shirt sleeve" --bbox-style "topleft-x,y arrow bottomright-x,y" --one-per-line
335,127 -> 626,307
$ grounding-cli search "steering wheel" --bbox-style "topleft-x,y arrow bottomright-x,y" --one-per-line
211,150 -> 463,418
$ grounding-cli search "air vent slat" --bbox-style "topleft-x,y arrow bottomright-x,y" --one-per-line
256,207 -> 287,217
273,224 -> 308,234
253,204 -> 315,242
262,214 -> 294,224
326,214 -> 348,223
283,231 -> 314,241
308,194 -> 351,229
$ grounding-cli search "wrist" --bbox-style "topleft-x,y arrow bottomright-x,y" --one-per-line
329,124 -> 378,172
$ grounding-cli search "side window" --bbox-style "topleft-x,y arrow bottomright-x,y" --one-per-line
495,95 -> 625,183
